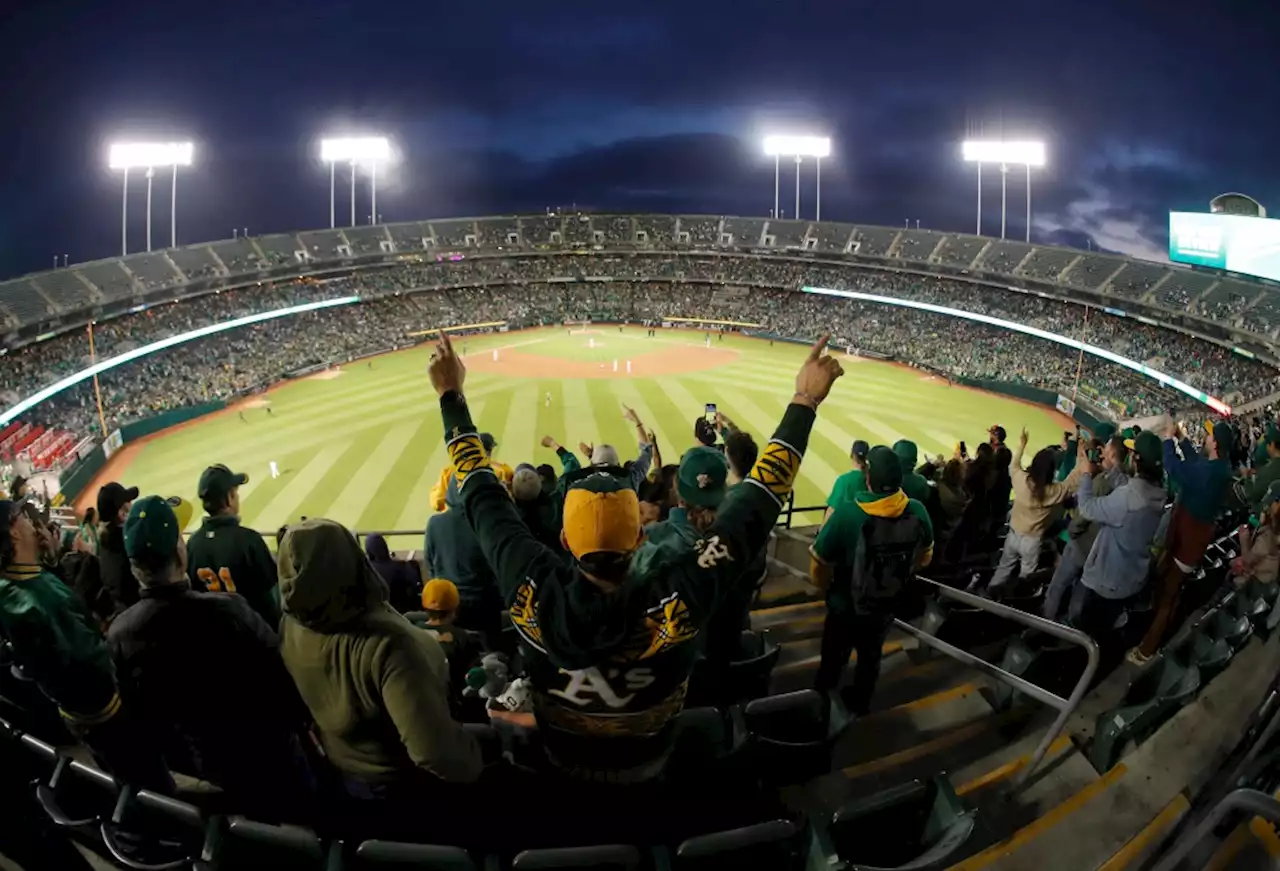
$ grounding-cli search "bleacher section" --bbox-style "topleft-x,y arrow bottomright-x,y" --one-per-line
2,214 -> 1279,358
2,506 -> 1275,870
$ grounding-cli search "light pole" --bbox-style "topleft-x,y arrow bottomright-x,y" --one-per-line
763,135 -> 832,221
320,136 -> 393,230
108,141 -> 194,255
962,140 -> 1046,241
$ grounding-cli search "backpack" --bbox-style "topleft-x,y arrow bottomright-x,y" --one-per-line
850,513 -> 925,615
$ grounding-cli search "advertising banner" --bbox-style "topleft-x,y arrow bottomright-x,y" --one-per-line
103,429 -> 124,459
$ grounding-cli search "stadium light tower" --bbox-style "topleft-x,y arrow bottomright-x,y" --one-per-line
320,137 -> 393,228
763,135 -> 831,221
108,141 -> 194,255
962,140 -> 1046,242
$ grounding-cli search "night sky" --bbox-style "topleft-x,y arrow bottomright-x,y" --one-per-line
0,0 -> 1276,278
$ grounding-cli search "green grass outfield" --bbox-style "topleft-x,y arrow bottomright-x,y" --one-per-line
101,327 -> 1072,548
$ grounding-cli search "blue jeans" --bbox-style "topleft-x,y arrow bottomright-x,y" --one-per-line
1044,539 -> 1088,621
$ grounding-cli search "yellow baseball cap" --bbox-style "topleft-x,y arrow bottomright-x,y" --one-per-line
422,578 -> 460,612
562,472 -> 641,559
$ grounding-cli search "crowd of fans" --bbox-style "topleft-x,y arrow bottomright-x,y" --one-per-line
1,319 -> 1276,857
3,256 -> 1278,440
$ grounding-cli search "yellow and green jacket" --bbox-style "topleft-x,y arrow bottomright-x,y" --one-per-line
0,564 -> 120,726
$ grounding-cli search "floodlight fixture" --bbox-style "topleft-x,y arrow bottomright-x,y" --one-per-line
762,135 -> 831,222
961,139 -> 1046,242
108,140 -> 195,255
320,135 -> 394,228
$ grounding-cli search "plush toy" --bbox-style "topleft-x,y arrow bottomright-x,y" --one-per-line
464,653 -> 511,702
494,677 -> 533,713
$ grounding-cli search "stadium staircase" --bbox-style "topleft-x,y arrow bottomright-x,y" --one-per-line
2,517 -> 1280,869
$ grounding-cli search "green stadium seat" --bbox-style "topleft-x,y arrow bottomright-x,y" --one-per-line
1224,586 -> 1273,631
207,816 -> 328,871
665,705 -> 748,782
813,775 -> 977,870
1172,630 -> 1234,683
100,785 -> 216,871
33,753 -> 119,832
991,635 -> 1037,711
512,843 -> 645,869
1201,606 -> 1253,652
671,819 -> 804,871
743,690 -> 851,785
353,839 -> 479,869
722,630 -> 781,704
1091,645 -> 1201,771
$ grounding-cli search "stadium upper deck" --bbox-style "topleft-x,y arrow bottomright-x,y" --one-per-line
1,214 -> 1276,360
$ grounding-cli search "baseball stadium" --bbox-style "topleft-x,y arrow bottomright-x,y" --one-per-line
4,211 -> 1280,870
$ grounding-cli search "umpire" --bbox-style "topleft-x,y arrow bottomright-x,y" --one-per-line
187,464 -> 281,626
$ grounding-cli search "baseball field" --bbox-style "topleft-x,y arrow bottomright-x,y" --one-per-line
88,327 -> 1074,547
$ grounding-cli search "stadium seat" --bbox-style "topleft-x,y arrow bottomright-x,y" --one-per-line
665,705 -> 748,782
207,816 -> 328,871
1091,645 -> 1201,772
1201,606 -> 1253,652
100,785 -> 216,871
724,630 -> 782,701
743,689 -> 851,784
353,839 -> 479,869
512,843 -> 646,869
1225,587 -> 1273,631
1172,630 -> 1234,684
812,775 -> 977,870
33,753 -> 119,832
672,819 -> 804,871
991,635 -> 1037,711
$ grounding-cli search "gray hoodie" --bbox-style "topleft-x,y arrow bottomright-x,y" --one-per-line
1076,474 -> 1167,600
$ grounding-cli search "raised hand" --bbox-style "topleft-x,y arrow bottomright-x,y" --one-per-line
793,334 -> 844,409
428,331 -> 467,397
579,442 -> 594,459
540,435 -> 558,449
622,404 -> 640,425
1019,427 -> 1030,449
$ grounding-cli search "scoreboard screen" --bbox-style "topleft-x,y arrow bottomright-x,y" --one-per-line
1169,211 -> 1280,283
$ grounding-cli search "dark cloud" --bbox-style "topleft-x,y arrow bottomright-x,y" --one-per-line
0,0 -> 1276,275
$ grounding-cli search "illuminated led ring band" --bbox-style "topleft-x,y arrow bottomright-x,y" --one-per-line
0,296 -> 360,428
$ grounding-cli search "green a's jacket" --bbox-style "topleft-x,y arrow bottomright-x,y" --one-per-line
0,564 -> 120,725
440,390 -> 814,780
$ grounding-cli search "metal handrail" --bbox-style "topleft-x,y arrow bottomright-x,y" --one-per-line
897,575 -> 1101,789
1152,789 -> 1280,871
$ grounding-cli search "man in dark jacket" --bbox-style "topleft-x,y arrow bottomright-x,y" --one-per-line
364,533 -> 422,614
109,496 -> 314,816
425,476 -> 502,645
95,481 -> 139,618
1132,419 -> 1233,663
426,330 -> 842,781
187,464 -> 281,627
512,465 -> 563,550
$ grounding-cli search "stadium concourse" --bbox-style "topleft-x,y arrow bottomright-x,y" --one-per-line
2,216 -> 1280,869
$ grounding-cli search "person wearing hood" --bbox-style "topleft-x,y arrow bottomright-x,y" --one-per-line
809,447 -> 934,711
1044,436 -> 1129,621
95,481 -> 141,617
109,496 -> 315,815
1066,433 -> 1168,641
278,518 -> 482,798
425,476 -> 502,645
427,330 -> 841,781
1132,419 -> 1234,663
364,533 -> 422,614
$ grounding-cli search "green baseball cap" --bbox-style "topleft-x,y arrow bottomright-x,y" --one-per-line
677,446 -> 729,508
1130,431 -> 1163,465
124,496 -> 193,561
866,445 -> 903,495
197,464 -> 249,500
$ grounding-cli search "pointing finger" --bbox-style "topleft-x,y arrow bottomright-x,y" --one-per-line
808,334 -> 830,361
